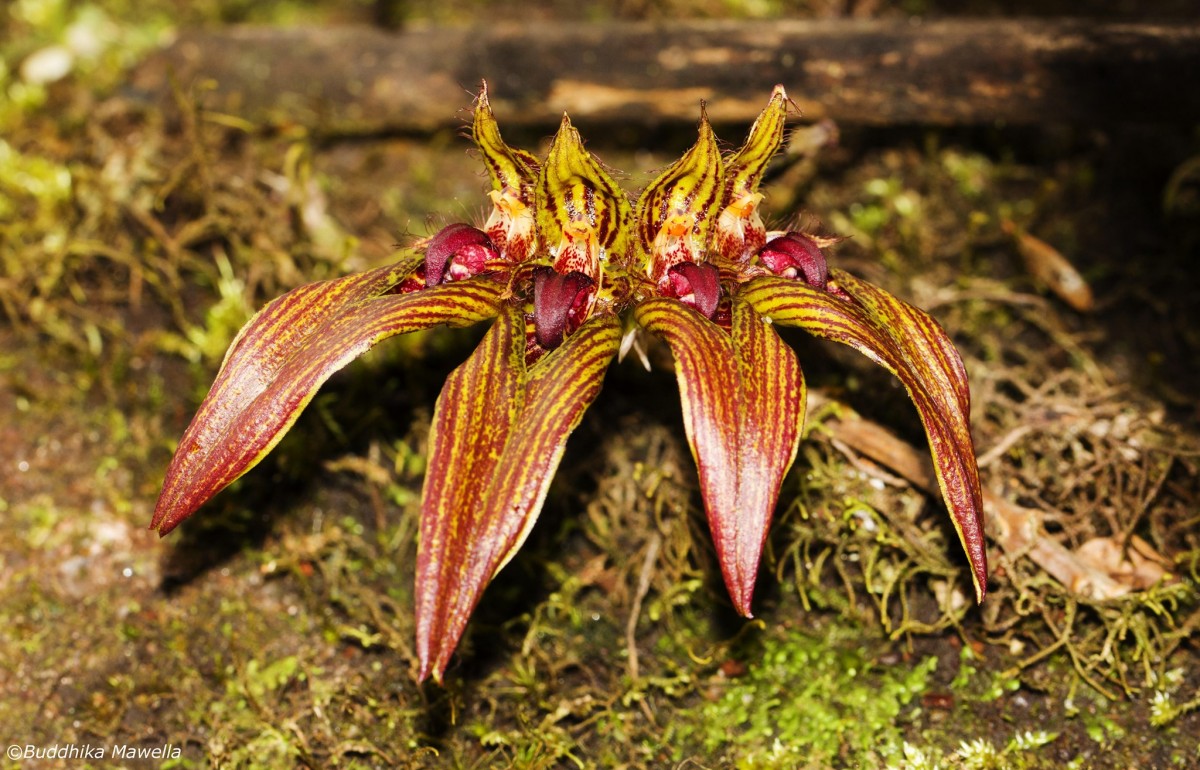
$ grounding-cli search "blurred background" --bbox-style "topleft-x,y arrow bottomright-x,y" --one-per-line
2,1 -> 1199,768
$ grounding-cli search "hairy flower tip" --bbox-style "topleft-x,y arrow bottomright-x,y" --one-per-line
759,232 -> 830,290
715,85 -> 787,263
635,110 -> 723,281
474,81 -> 539,263
537,114 -> 632,279
473,81 -> 540,200
533,267 -> 595,349
424,223 -> 498,286
667,262 -> 721,320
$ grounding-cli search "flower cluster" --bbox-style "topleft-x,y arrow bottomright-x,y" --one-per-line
152,84 -> 987,683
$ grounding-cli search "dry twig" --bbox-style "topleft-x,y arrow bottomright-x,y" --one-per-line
809,391 -> 1173,600
625,533 -> 662,681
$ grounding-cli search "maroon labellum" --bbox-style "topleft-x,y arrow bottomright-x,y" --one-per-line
759,232 -> 830,290
424,223 -> 498,286
667,262 -> 722,320
533,267 -> 595,349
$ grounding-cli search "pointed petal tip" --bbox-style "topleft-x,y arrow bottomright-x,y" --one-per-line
416,657 -> 438,685
149,494 -> 187,537
150,504 -> 188,537
726,572 -> 757,617
972,561 -> 988,604
732,593 -> 755,619
420,623 -> 460,681
473,81 -> 495,125
548,113 -> 584,156
415,622 -> 450,685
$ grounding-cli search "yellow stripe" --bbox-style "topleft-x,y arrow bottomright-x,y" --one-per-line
722,85 -> 787,205
536,115 -> 632,263
634,113 -> 724,262
473,84 -> 537,199
738,275 -> 987,601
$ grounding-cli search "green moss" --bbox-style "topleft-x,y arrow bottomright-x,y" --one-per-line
673,622 -> 936,767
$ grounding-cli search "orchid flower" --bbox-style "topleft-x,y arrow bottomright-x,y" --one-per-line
151,84 -> 987,683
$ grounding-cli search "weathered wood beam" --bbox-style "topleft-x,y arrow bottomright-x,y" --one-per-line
128,19 -> 1200,133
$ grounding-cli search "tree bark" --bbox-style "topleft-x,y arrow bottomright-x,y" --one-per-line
128,19 -> 1200,133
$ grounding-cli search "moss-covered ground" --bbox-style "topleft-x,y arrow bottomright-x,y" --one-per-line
3,1 -> 1199,767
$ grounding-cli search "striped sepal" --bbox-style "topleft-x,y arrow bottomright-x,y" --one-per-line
472,81 -> 539,200
634,112 -> 723,280
739,272 -> 988,602
150,258 -> 503,535
721,85 -> 787,207
714,86 -> 787,262
416,308 -> 620,682
635,296 -> 805,616
535,114 -> 632,277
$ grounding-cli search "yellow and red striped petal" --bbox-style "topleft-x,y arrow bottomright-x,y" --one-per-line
473,82 -> 540,261
635,296 -> 805,616
715,86 -> 787,262
535,114 -> 632,278
739,272 -> 988,602
472,81 -> 539,201
150,258 -> 502,535
722,85 -> 788,204
634,112 -> 723,280
416,307 -> 620,682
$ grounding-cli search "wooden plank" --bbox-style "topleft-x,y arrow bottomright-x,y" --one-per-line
127,19 -> 1200,132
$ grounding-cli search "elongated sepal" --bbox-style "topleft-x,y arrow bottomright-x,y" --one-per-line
150,260 -> 503,535
635,297 -> 805,616
715,86 -> 787,262
723,85 -> 788,202
536,114 -> 632,277
416,307 -> 620,682
472,81 -> 540,199
474,82 -> 539,261
740,272 -> 988,601
634,112 -> 723,280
